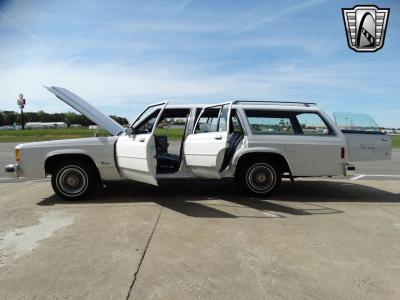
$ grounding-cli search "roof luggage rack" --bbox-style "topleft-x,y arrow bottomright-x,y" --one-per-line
232,100 -> 317,107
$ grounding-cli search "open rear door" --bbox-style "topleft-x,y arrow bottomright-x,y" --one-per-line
334,112 -> 391,161
116,102 -> 167,185
184,102 -> 232,178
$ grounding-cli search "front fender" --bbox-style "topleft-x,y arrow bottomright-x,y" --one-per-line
43,148 -> 121,181
45,149 -> 95,164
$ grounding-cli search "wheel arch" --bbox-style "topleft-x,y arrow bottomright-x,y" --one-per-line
233,149 -> 293,177
44,152 -> 101,182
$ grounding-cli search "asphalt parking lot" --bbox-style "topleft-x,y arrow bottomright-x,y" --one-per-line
1,143 -> 400,299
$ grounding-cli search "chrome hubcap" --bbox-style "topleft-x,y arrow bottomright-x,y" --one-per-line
247,164 -> 276,193
57,166 -> 88,196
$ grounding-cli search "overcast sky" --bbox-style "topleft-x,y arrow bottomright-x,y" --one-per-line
0,0 -> 399,127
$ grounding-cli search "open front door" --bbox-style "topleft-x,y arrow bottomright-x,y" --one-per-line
334,112 -> 391,161
116,102 -> 167,185
184,102 -> 232,178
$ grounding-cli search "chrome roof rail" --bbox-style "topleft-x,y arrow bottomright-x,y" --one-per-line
232,100 -> 317,107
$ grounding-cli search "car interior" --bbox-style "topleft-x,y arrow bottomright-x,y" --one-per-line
133,106 -> 244,174
220,110 -> 244,171
153,108 -> 190,173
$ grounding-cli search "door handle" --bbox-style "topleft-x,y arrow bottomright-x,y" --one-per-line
139,138 -> 145,142
214,135 -> 222,140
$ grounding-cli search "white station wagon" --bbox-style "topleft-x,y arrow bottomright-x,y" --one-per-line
5,87 -> 391,200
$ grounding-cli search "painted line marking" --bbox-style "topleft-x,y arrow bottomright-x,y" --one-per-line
351,175 -> 365,180
362,174 -> 400,177
354,174 -> 400,177
351,174 -> 400,180
262,211 -> 282,218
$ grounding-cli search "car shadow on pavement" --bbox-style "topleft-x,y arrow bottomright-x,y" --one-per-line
36,179 -> 400,219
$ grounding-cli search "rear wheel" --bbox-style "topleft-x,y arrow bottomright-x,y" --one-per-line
237,160 -> 281,196
51,161 -> 95,200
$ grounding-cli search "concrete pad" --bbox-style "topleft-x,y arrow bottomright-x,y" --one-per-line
0,179 -> 400,299
0,181 -> 162,299
129,179 -> 400,300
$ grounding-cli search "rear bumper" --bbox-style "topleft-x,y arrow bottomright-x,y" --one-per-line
4,163 -> 19,177
344,163 -> 356,176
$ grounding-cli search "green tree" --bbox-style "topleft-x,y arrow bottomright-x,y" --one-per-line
2,111 -> 17,125
109,115 -> 129,125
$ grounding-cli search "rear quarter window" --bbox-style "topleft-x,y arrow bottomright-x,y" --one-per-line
244,110 -> 295,135
296,113 -> 332,136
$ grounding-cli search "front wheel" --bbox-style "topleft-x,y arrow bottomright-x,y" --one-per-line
237,161 -> 281,196
51,161 -> 94,200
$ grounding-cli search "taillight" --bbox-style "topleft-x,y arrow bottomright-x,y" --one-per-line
15,149 -> 20,162
341,147 -> 345,159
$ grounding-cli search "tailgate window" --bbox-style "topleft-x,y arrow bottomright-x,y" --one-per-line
333,112 -> 382,134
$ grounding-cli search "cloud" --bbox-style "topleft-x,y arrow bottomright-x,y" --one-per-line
233,0 -> 332,35
0,12 -> 43,43
0,57 -> 397,108
0,0 -> 399,127
0,53 -> 398,126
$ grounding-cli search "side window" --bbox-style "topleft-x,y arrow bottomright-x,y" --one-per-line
154,109 -> 190,137
231,110 -> 243,133
296,113 -> 331,135
245,110 -> 295,135
218,105 -> 229,132
195,104 -> 229,133
134,109 -> 160,134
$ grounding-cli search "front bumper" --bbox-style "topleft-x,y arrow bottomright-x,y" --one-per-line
5,163 -> 19,177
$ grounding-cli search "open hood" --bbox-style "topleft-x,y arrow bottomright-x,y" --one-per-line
45,86 -> 124,136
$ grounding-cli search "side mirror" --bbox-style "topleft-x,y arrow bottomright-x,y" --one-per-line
125,127 -> 134,136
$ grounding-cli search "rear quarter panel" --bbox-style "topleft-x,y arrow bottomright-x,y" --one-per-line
235,107 -> 347,177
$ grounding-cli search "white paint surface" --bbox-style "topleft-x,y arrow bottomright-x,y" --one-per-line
45,86 -> 124,136
0,211 -> 74,260
184,131 -> 228,178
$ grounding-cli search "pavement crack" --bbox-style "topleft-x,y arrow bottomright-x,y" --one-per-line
381,208 -> 400,219
125,199 -> 164,300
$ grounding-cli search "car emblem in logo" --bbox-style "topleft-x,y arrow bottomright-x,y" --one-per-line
342,5 -> 390,52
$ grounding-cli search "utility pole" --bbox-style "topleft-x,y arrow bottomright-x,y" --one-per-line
17,93 -> 26,130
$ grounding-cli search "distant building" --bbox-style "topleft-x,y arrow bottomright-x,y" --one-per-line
70,124 -> 82,128
0,125 -> 17,130
25,122 -> 67,129
89,125 -> 98,130
25,122 -> 42,129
